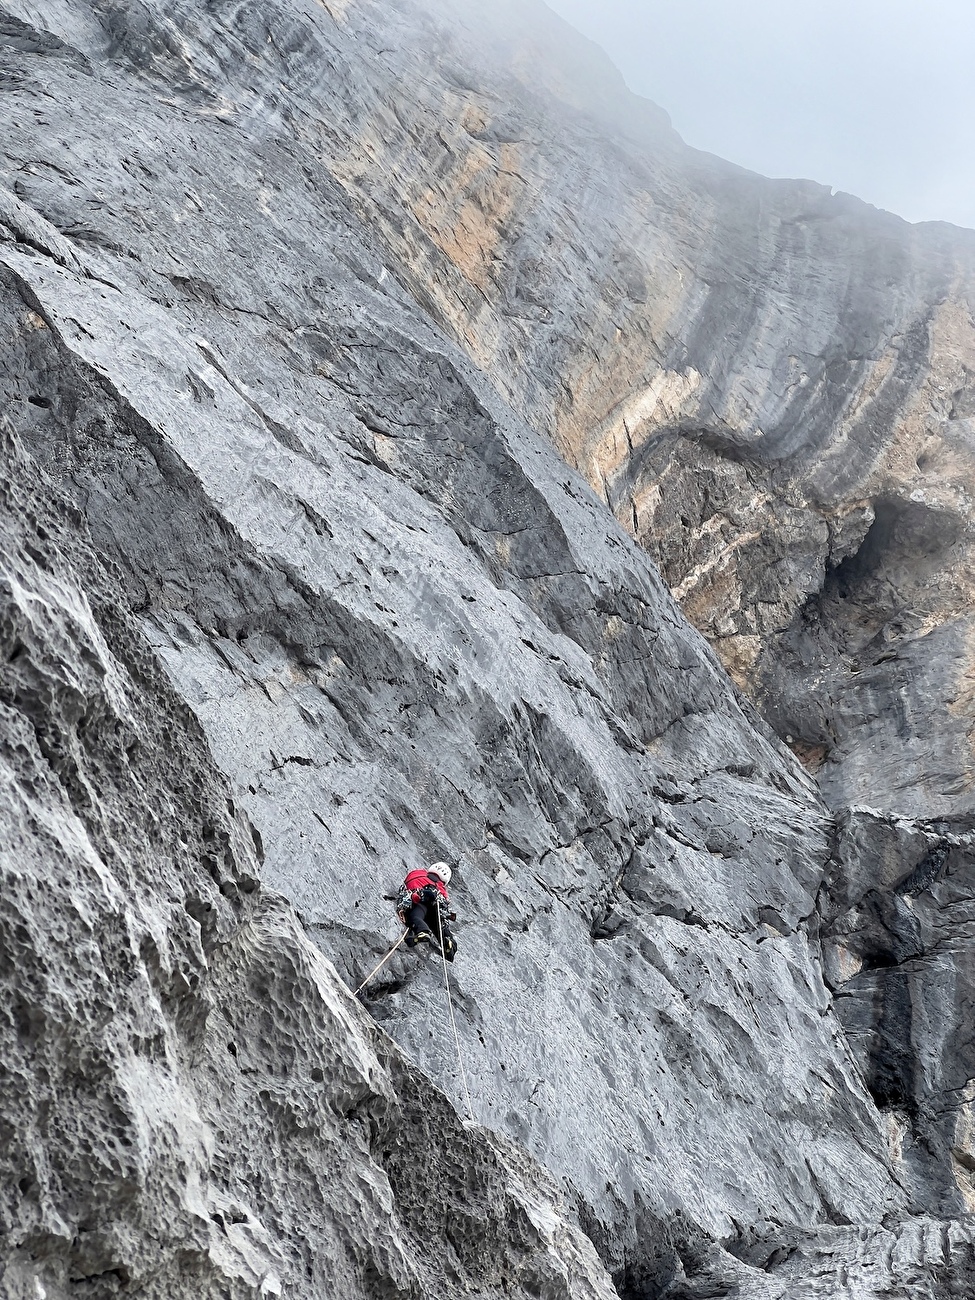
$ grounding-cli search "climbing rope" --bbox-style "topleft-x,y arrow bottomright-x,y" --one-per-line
354,931 -> 408,997
437,899 -> 475,1126
356,903 -> 474,1126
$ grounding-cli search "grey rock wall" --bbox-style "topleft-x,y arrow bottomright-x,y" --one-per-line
0,181 -> 896,1256
1,0 -> 975,1295
0,420 -> 620,1298
257,0 -> 975,823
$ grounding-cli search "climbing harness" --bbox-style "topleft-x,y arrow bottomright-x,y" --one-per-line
354,931 -> 408,997
436,897 -> 475,1126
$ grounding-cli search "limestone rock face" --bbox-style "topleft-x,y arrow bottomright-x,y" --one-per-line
1,0 -> 975,1296
0,425 -> 621,1299
243,0 -> 975,823
322,0 -> 975,827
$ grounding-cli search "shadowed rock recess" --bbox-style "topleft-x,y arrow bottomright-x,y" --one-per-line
1,0 -> 974,1296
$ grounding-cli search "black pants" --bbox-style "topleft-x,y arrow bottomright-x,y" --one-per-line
406,901 -> 455,958
407,901 -> 444,942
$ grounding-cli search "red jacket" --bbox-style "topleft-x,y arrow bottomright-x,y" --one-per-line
404,869 -> 449,904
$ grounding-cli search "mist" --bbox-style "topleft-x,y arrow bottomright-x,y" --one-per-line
545,0 -> 975,229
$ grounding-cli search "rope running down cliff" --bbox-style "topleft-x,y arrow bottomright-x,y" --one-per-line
438,898 -> 474,1125
354,932 -> 408,997
354,910 -> 474,1125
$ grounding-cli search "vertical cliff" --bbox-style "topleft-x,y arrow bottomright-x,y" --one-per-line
1,0 -> 975,1296
0,419 -> 621,1297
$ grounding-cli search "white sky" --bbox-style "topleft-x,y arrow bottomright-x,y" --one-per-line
544,0 -> 975,228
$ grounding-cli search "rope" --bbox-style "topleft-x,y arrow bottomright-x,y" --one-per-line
356,902 -> 474,1125
354,931 -> 408,997
437,900 -> 475,1126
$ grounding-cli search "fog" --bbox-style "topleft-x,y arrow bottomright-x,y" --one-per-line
545,0 -> 975,228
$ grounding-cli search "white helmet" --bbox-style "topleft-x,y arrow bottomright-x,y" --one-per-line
429,861 -> 452,884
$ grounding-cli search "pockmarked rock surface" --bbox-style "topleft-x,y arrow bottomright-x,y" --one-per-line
0,421 -> 622,1298
1,0 -> 975,1296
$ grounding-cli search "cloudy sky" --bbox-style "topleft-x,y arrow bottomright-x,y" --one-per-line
545,0 -> 975,229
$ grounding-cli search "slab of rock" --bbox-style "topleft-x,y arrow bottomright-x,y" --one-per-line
0,199 -> 897,1257
1,0 -> 974,1295
0,420 -> 620,1298
287,0 -> 975,825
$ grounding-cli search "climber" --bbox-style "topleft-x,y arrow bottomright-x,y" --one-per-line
397,862 -> 457,961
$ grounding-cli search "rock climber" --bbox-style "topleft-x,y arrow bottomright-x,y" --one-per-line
397,861 -> 457,961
